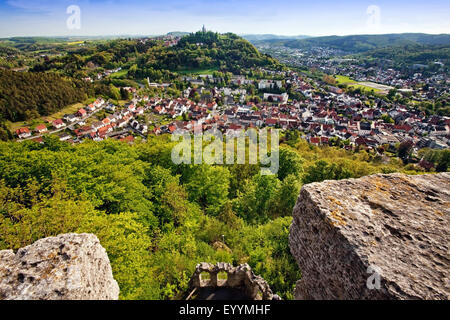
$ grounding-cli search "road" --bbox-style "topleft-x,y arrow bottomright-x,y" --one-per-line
18,105 -> 107,142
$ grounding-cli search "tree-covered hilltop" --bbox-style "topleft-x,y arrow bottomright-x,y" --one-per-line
256,33 -> 450,53
174,31 -> 281,72
0,69 -> 111,122
29,32 -> 282,80
0,134 -> 427,300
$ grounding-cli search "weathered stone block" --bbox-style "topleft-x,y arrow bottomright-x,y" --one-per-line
0,233 -> 120,300
289,173 -> 450,300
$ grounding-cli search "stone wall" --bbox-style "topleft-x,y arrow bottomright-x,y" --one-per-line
289,173 -> 450,300
0,233 -> 119,300
188,262 -> 279,300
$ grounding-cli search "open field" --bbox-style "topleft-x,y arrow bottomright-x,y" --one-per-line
358,81 -> 393,93
117,100 -> 129,106
334,75 -> 388,93
110,69 -> 129,78
67,41 -> 85,45
7,100 -> 94,131
334,75 -> 354,84
44,102 -> 88,121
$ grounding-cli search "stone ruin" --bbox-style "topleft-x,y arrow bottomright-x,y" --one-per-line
0,233 -> 119,300
188,262 -> 280,300
289,173 -> 450,300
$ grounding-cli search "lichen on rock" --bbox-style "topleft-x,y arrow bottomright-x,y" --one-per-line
289,173 -> 450,300
0,233 -> 119,300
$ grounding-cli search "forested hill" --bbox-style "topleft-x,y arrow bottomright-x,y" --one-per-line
30,31 -> 282,80
0,69 -> 107,122
361,44 -> 450,69
254,33 -> 450,53
172,31 -> 281,72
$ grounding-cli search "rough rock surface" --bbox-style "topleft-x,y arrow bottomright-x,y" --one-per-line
0,233 -> 119,300
289,173 -> 450,300
188,262 -> 279,300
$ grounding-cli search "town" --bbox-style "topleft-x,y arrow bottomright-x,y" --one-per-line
256,44 -> 448,100
15,65 -> 449,171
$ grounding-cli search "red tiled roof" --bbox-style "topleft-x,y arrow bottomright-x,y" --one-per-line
266,118 -> 278,125
120,135 -> 134,143
16,127 -> 30,134
35,124 -> 47,131
394,125 -> 413,131
310,137 -> 320,144
229,124 -> 242,130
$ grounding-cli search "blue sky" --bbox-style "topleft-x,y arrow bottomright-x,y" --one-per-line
0,0 -> 449,37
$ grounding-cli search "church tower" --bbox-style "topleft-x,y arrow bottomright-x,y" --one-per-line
202,25 -> 206,33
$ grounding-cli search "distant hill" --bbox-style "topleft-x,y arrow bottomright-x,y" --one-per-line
242,34 -> 310,42
167,32 -> 190,37
256,33 -> 450,53
362,44 -> 450,69
0,35 -> 143,52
